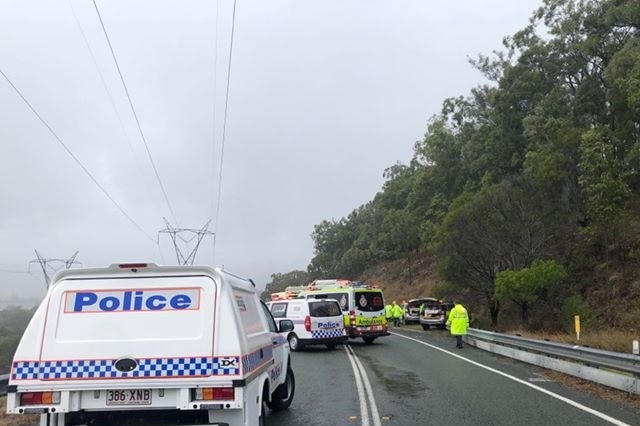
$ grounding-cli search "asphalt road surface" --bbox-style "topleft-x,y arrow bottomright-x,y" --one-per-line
266,327 -> 640,426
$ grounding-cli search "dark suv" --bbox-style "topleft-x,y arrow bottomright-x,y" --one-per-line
419,298 -> 454,330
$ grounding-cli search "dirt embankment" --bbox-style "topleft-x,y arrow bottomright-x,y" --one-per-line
358,251 -> 440,303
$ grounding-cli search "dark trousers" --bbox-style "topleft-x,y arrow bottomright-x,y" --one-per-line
455,335 -> 463,348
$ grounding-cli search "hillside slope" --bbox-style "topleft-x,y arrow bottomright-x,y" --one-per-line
357,251 -> 441,304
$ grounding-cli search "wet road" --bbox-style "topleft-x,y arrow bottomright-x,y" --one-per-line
266,327 -> 640,426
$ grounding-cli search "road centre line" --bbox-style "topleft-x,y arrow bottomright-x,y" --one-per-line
344,344 -> 369,426
349,344 -> 382,426
344,344 -> 382,426
392,332 -> 632,426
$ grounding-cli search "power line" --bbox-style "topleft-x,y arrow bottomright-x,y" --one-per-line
0,67 -> 157,243
68,0 -> 167,261
210,0 -> 220,219
92,0 -> 180,227
0,267 -> 30,274
214,0 -> 239,244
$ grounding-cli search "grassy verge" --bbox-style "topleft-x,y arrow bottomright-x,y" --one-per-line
0,396 -> 38,426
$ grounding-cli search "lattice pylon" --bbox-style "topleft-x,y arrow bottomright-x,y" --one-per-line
29,250 -> 82,288
158,218 -> 215,266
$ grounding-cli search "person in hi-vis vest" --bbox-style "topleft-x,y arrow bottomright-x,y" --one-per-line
446,302 -> 469,348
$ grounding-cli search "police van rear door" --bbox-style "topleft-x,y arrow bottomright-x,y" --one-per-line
37,273 -> 216,386
308,300 -> 345,339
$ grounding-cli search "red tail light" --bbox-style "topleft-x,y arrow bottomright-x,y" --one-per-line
194,387 -> 235,400
349,310 -> 356,324
20,392 -> 60,406
304,315 -> 311,332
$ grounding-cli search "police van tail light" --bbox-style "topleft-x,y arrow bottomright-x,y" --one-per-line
193,387 -> 235,401
20,391 -> 60,406
349,310 -> 356,324
304,315 -> 311,332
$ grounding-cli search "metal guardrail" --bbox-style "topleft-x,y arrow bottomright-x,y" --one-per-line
1,331 -> 638,396
0,373 -> 9,396
466,328 -> 640,394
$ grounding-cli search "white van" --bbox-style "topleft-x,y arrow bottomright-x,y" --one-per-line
303,281 -> 389,344
266,299 -> 347,351
6,263 -> 295,426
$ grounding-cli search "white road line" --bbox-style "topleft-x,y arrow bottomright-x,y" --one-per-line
344,344 -> 370,426
392,332 -> 633,426
344,344 -> 383,426
349,345 -> 382,426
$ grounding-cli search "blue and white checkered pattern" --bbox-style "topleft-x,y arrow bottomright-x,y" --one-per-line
212,357 -> 240,375
241,346 -> 272,374
11,361 -> 39,380
11,357 -> 220,381
311,328 -> 344,339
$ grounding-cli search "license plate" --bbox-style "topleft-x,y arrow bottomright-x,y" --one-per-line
106,389 -> 152,406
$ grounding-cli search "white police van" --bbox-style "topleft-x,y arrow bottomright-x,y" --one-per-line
266,299 -> 347,351
6,263 -> 295,426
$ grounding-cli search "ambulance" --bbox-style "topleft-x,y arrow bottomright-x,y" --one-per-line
302,280 -> 389,344
6,263 -> 295,426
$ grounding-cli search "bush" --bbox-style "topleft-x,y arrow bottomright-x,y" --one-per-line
560,295 -> 596,333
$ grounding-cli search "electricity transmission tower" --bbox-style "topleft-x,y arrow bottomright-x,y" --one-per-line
158,218 -> 215,266
29,250 -> 82,288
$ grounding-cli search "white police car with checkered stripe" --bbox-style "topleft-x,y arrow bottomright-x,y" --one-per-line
6,263 -> 295,426
266,299 -> 347,351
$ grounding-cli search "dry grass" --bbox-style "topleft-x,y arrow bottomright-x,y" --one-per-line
0,396 -> 38,426
507,329 -> 639,353
539,370 -> 640,409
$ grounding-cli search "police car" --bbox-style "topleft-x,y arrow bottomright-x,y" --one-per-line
6,263 -> 295,426
266,299 -> 347,351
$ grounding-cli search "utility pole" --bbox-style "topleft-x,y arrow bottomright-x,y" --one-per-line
158,218 -> 215,266
29,250 -> 81,288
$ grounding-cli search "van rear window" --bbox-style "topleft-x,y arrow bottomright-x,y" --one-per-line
309,301 -> 341,317
354,291 -> 384,312
270,303 -> 288,318
309,293 -> 350,312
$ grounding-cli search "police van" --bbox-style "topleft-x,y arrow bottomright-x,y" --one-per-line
266,299 -> 347,351
303,280 -> 389,344
6,263 -> 295,426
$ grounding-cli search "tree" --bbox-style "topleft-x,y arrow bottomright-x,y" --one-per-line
438,179 -> 571,326
495,260 -> 568,325
260,270 -> 310,300
578,127 -> 632,259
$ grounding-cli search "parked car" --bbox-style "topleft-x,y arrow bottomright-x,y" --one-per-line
266,298 -> 347,351
419,298 -> 454,330
403,298 -> 435,324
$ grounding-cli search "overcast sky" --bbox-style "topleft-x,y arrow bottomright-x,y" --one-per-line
0,0 -> 542,299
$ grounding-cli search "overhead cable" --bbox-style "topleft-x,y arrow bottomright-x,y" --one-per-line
214,0 -> 238,242
0,67 -> 156,243
210,0 -> 220,217
69,0 -> 167,260
92,0 -> 180,227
